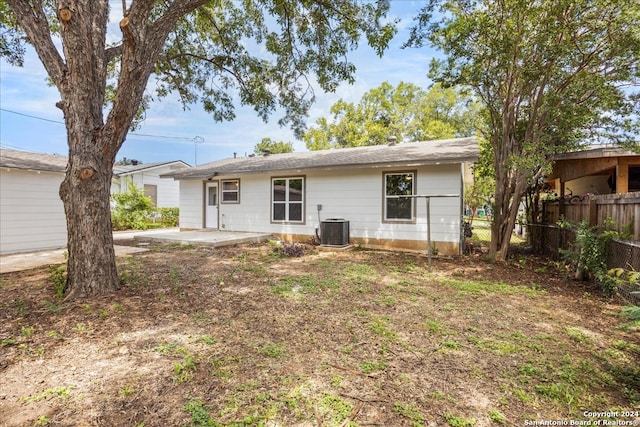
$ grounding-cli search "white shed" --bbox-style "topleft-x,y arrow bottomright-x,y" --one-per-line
165,137 -> 479,255
0,149 -> 68,255
112,160 -> 190,207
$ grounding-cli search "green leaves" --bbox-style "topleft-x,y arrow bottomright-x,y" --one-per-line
0,2 -> 25,66
413,0 -> 640,149
408,0 -> 640,259
253,137 -> 294,155
303,81 -> 482,149
151,0 -> 397,137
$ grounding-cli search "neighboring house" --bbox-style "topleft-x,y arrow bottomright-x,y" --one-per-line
164,137 -> 479,255
546,145 -> 640,197
0,148 -> 188,255
542,146 -> 640,235
0,149 -> 68,254
112,160 -> 190,207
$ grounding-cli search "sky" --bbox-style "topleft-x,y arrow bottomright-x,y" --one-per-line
0,1 -> 437,166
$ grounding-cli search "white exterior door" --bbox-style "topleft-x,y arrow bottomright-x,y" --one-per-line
205,182 -> 218,229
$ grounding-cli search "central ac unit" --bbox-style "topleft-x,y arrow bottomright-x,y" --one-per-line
320,219 -> 350,246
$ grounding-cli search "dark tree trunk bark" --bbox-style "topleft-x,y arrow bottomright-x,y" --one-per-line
59,136 -> 119,299
6,0 -> 215,299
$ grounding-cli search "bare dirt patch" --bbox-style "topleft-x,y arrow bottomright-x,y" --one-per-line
1,243 -> 638,427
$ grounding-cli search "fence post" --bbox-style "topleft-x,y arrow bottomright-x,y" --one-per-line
588,198 -> 597,227
635,204 -> 640,240
559,199 -> 566,220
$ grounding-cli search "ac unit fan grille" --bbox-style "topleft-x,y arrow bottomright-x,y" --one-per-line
320,219 -> 349,246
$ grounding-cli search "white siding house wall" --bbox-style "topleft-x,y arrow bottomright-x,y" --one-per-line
128,172 -> 181,207
193,164 -> 463,250
179,180 -> 204,229
0,169 -> 67,254
112,164 -> 185,207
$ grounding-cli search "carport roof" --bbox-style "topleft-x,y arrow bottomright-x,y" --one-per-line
164,137 -> 479,180
552,145 -> 639,160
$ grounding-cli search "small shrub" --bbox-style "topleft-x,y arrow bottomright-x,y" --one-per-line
1,337 -> 16,347
111,181 -> 154,230
155,207 -> 179,226
621,305 -> 640,321
274,242 -> 306,258
47,265 -> 67,299
359,359 -> 386,374
32,416 -> 52,427
394,401 -> 425,425
197,334 -> 217,345
559,220 -> 621,295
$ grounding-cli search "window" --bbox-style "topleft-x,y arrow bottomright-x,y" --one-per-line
144,184 -> 157,206
384,172 -> 415,221
207,185 -> 217,206
221,179 -> 240,203
272,177 -> 304,223
629,167 -> 640,191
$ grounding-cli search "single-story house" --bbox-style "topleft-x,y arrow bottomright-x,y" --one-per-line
112,160 -> 190,207
546,145 -> 640,197
0,149 -> 68,254
164,137 -> 479,254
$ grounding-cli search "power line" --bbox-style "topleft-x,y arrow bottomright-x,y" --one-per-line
0,108 -> 63,124
0,107 -> 195,141
0,142 -> 42,152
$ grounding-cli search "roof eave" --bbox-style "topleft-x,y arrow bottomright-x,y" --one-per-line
115,161 -> 190,177
0,165 -> 66,174
553,147 -> 640,161
167,155 -> 479,180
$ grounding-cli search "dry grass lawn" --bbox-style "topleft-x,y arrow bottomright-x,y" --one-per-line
1,242 -> 639,427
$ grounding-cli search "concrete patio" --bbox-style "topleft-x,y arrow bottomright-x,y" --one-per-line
0,229 -> 272,273
133,229 -> 272,247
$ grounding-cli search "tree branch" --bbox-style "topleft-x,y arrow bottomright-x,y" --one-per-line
5,0 -> 67,86
149,0 -> 209,42
103,0 -> 208,156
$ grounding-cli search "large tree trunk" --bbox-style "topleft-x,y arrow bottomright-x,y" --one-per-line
5,0 -> 213,299
51,1 -> 117,299
59,133 -> 119,299
491,169 -> 527,262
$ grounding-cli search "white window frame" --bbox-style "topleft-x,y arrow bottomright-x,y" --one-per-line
383,171 -> 416,223
271,176 -> 305,224
221,179 -> 240,203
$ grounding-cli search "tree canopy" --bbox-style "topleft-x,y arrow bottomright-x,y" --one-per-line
115,157 -> 143,166
253,138 -> 294,155
303,81 -> 482,150
408,0 -> 640,260
1,0 -> 396,298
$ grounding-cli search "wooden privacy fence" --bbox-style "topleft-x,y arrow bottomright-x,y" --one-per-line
543,191 -> 640,239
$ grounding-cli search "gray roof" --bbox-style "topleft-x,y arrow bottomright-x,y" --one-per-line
0,148 -> 189,175
113,160 -> 190,176
0,148 -> 67,173
166,137 -> 479,180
